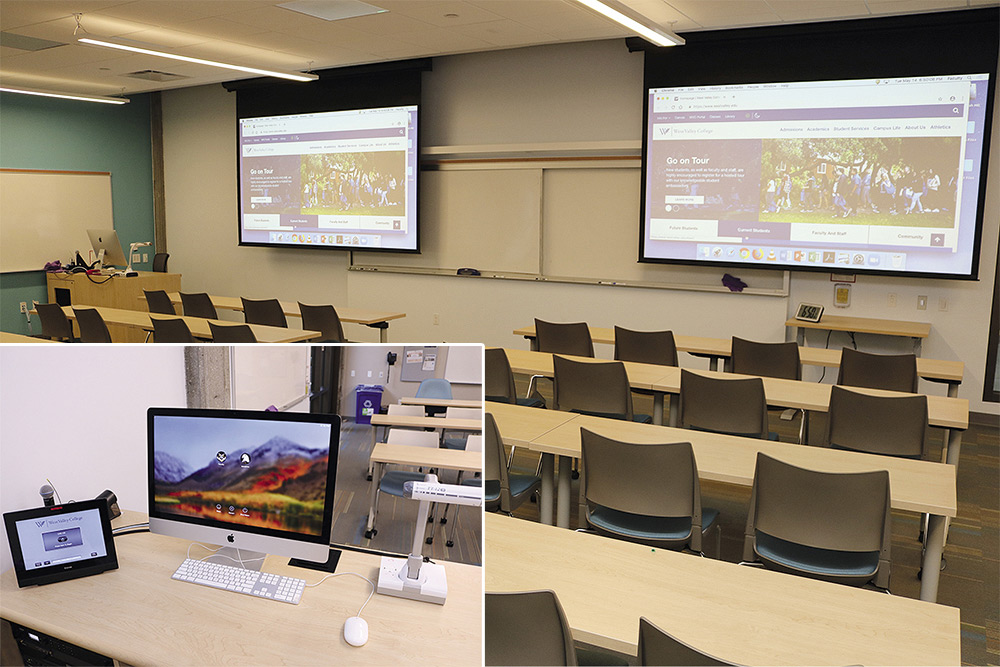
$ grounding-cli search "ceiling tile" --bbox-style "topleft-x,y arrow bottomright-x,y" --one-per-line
453,18 -> 556,47
386,1 -> 505,26
764,0 -> 871,21
663,0 -> 779,27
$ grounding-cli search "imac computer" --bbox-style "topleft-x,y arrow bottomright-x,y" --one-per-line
147,407 -> 340,574
87,229 -> 129,269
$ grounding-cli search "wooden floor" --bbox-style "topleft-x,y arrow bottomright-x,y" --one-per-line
505,385 -> 999,666
331,419 -> 482,566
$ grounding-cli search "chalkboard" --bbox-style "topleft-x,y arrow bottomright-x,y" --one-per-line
0,169 -> 113,273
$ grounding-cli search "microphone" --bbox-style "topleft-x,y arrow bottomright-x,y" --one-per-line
39,484 -> 55,507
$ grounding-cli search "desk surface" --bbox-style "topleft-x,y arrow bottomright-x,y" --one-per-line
370,414 -> 482,431
54,305 -> 321,343
486,514 -> 960,666
512,325 -> 962,382
0,332 -> 57,343
785,314 -> 931,338
0,511 -> 482,666
165,292 -> 405,326
491,405 -> 956,517
399,397 -> 484,409
371,442 -> 482,471
501,348 -> 969,431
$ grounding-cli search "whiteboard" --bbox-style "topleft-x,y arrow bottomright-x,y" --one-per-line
444,345 -> 483,384
0,169 -> 113,273
232,346 -> 310,412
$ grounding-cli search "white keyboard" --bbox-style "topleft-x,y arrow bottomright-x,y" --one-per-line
171,558 -> 306,605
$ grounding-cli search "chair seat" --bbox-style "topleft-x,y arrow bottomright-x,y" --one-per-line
379,471 -> 427,497
588,505 -> 719,542
442,436 -> 468,450
515,396 -> 546,408
571,408 -> 627,421
509,474 -> 542,498
632,414 -> 653,424
754,531 -> 880,578
484,480 -> 501,504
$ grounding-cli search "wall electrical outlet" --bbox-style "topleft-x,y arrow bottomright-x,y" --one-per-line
132,253 -> 141,263
938,297 -> 948,312
887,293 -> 897,307
432,313 -> 440,325
19,302 -> 28,314
142,253 -> 149,262
917,295 -> 927,310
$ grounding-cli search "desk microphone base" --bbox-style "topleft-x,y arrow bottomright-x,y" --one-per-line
376,555 -> 447,605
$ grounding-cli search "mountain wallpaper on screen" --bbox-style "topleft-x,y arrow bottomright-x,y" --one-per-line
153,436 -> 328,536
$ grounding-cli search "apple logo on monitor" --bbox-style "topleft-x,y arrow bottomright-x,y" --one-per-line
227,534 -> 235,543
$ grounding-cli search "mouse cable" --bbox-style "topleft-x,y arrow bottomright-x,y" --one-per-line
306,571 -> 376,618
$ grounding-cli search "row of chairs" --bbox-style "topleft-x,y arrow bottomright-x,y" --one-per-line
487,589 -> 734,666
532,318 -> 920,392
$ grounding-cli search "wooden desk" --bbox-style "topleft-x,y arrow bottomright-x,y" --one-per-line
399,397 -> 483,409
366,443 -> 483,538
488,403 -> 956,602
512,324 -> 963,395
47,271 -> 181,343
0,332 -> 57,343
0,511 -> 481,666
51,305 -> 321,343
785,314 -> 931,355
486,514 -> 959,665
165,293 -> 405,343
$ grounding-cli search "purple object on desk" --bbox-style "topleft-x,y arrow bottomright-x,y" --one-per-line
722,273 -> 747,292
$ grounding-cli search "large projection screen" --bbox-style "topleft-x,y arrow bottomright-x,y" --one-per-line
640,74 -> 991,279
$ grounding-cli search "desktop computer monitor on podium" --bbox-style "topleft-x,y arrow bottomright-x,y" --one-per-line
86,229 -> 129,269
147,407 -> 340,570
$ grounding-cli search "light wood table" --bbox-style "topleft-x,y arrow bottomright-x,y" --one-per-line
47,271 -> 181,343
486,514 -> 959,665
366,443 -> 483,538
165,293 -> 405,342
399,397 -> 483,409
512,324 -> 963,395
0,332 -> 58,343
489,403 -> 957,603
785,314 -> 931,355
0,510 -> 481,666
48,305 -> 321,343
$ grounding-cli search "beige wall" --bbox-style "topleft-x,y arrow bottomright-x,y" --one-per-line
162,39 -> 999,413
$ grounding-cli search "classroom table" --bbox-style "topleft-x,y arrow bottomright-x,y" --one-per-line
46,305 -> 321,343
512,324 -> 963,395
0,510 -> 481,666
486,514 -> 960,665
0,332 -> 58,343
365,443 -> 483,538
398,397 -> 484,409
500,347 -> 969,465
487,402 -> 957,602
164,293 -> 405,343
785,314 -> 931,355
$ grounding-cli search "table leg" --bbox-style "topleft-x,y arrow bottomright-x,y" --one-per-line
668,395 -> 679,428
539,453 -> 554,526
796,327 -> 804,347
947,382 -> 959,398
365,461 -> 382,535
942,428 -> 963,545
557,455 -> 572,529
380,328 -> 387,344
920,514 -> 945,602
528,336 -> 539,351
709,356 -> 720,372
653,393 -> 664,426
914,337 -> 922,357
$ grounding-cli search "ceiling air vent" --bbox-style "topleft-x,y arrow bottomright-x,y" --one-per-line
124,70 -> 189,82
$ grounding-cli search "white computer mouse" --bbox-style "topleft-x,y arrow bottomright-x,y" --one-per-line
344,615 -> 369,647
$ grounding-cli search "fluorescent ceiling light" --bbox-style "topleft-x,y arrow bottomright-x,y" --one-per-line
572,0 -> 684,47
77,37 -> 319,83
0,86 -> 129,105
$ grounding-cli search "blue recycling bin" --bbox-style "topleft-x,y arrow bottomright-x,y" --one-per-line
355,384 -> 383,424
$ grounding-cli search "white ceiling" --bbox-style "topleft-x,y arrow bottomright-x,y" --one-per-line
0,0 -> 995,98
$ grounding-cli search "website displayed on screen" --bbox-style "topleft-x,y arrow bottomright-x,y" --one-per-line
238,104 -> 418,251
641,74 -> 991,277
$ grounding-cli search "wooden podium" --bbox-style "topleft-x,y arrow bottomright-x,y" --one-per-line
46,271 -> 181,342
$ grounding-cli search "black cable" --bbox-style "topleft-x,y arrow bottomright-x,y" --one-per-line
817,329 -> 833,383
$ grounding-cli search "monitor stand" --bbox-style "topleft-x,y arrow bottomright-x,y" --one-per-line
288,547 -> 342,574
201,546 -> 267,572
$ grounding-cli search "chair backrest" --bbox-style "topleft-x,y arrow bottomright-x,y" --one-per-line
743,453 -> 891,584
144,289 -> 176,315
485,412 -> 511,512
485,348 -> 517,404
679,370 -> 768,439
72,308 -> 112,343
485,590 -> 578,667
416,378 -> 452,399
837,348 -> 918,393
825,386 -> 928,458
614,326 -> 678,367
445,407 -> 482,420
552,355 -> 633,421
150,317 -> 195,343
464,434 -> 483,453
179,292 -> 218,319
297,303 -> 345,342
386,429 -> 440,448
152,252 -> 169,272
208,322 -> 257,343
638,617 -> 732,666
534,318 -> 594,357
387,404 -> 425,417
241,297 -> 287,328
730,337 -> 800,380
581,429 -> 703,551
35,303 -> 73,341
